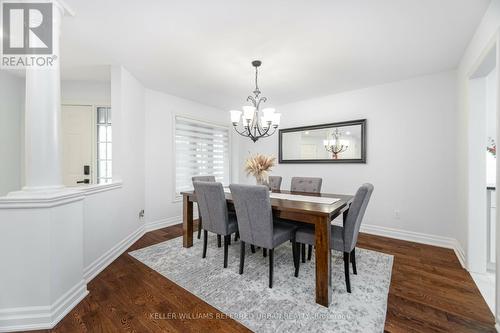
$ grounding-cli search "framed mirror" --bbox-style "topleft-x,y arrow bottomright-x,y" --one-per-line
279,119 -> 366,163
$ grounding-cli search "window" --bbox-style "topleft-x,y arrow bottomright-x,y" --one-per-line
175,116 -> 230,197
97,106 -> 112,184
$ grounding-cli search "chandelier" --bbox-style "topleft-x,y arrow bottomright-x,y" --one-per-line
229,60 -> 281,142
324,128 -> 349,159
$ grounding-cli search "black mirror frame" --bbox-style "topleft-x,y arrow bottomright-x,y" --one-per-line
278,119 -> 367,164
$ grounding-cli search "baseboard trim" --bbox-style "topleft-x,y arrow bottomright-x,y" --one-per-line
83,226 -> 144,282
0,280 -> 88,332
360,223 -> 457,247
451,239 -> 467,269
331,221 -> 467,268
1,216 -> 185,332
144,216 -> 182,232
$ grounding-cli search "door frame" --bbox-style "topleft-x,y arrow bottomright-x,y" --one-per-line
465,29 -> 500,327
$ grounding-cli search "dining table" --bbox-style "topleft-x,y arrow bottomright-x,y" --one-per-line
180,188 -> 354,307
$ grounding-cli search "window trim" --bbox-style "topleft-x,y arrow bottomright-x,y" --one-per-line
95,105 -> 112,184
172,113 -> 232,203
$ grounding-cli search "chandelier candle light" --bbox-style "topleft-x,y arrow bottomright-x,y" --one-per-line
324,128 -> 349,159
230,60 -> 281,142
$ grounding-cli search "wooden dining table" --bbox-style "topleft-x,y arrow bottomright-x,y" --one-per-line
180,189 -> 354,307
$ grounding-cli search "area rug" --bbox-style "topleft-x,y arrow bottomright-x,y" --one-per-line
129,234 -> 393,333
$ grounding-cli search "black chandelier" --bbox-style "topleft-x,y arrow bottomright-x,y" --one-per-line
229,60 -> 281,142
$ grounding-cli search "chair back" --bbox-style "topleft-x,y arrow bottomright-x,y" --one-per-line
192,175 -> 216,183
229,184 -> 274,249
290,177 -> 322,193
193,181 -> 229,235
268,176 -> 282,191
343,183 -> 374,252
192,175 -> 215,217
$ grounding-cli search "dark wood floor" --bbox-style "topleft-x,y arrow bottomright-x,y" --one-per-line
37,223 -> 495,333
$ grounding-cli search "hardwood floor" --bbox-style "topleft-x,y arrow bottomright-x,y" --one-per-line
38,223 -> 495,333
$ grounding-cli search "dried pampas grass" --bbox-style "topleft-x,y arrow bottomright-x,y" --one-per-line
244,153 -> 276,184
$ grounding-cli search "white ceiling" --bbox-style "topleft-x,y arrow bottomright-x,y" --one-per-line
61,0 -> 491,109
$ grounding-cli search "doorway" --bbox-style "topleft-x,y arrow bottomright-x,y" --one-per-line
467,40 -> 497,313
61,104 -> 94,186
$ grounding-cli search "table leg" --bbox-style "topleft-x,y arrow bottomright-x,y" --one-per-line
183,195 -> 193,248
315,215 -> 332,307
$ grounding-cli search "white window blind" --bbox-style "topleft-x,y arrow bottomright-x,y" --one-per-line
175,116 -> 230,196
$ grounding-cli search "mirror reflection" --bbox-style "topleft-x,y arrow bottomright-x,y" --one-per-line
279,120 -> 366,163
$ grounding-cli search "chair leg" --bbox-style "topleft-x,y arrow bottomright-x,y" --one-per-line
301,243 -> 306,263
307,245 -> 312,261
269,249 -> 274,288
239,241 -> 245,274
223,235 -> 229,268
202,230 -> 208,258
291,236 -> 297,270
197,218 -> 202,239
351,248 -> 357,275
294,242 -> 300,277
344,252 -> 351,293
263,248 -> 267,257
251,245 -> 256,253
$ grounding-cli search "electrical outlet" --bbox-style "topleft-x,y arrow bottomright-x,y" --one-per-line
139,209 -> 145,219
394,209 -> 401,220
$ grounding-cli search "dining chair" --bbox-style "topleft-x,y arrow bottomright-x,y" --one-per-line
294,183 -> 374,293
268,176 -> 282,191
290,177 -> 323,261
229,184 -> 298,288
192,175 -> 216,241
290,177 -> 322,193
193,181 -> 239,268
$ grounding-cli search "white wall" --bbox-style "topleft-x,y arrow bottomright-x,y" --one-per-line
237,71 -> 458,240
457,0 -> 500,264
468,77 -> 488,272
486,68 -> 497,185
61,80 -> 111,106
0,72 -> 24,196
144,89 -> 231,227
83,66 -> 145,273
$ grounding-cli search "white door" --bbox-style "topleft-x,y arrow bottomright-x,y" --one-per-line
61,105 -> 93,186
300,144 -> 317,159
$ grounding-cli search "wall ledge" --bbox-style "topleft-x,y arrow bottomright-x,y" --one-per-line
0,189 -> 85,209
79,180 -> 123,196
0,181 -> 123,209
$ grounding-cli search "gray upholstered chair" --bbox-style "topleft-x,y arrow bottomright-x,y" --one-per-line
268,176 -> 282,191
193,181 -> 238,268
294,183 -> 374,293
229,184 -> 298,288
192,175 -> 216,241
290,177 -> 323,261
290,177 -> 322,193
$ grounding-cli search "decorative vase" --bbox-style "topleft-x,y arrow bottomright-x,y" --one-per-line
255,174 -> 269,188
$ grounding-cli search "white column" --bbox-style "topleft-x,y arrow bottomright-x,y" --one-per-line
495,34 -> 500,333
23,1 -> 64,190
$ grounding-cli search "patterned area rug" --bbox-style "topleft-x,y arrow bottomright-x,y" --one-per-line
129,234 -> 393,333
